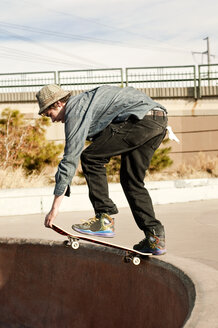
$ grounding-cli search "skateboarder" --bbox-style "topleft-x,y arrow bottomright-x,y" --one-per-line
36,84 -> 168,255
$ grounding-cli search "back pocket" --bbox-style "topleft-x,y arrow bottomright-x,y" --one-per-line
123,118 -> 163,147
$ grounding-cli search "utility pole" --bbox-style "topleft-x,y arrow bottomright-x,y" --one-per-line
203,37 -> 210,65
192,37 -> 215,87
203,37 -> 210,85
192,36 -> 213,65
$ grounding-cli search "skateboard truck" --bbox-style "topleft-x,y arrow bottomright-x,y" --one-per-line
64,237 -> 80,250
124,251 -> 141,266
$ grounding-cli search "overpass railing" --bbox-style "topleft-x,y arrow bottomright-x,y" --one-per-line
126,65 -> 197,98
58,68 -> 123,94
198,64 -> 218,98
0,64 -> 217,101
0,71 -> 56,93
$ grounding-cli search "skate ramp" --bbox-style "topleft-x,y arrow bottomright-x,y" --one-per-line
0,238 -> 195,328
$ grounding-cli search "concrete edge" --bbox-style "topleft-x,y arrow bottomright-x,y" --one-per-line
1,236 -> 217,327
0,178 -> 218,216
163,254 -> 218,328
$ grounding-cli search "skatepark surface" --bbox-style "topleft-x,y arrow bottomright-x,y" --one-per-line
0,199 -> 218,327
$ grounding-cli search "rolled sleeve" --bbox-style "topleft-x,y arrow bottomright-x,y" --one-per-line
54,183 -> 70,197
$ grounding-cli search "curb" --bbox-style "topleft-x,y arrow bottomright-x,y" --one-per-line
0,178 -> 218,216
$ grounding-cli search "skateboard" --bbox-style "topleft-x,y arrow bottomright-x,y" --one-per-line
52,224 -> 151,265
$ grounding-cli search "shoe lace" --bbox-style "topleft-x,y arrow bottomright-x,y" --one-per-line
81,217 -> 98,225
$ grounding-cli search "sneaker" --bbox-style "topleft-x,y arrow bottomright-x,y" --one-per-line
133,230 -> 166,255
72,213 -> 115,238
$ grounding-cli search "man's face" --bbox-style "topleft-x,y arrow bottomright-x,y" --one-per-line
43,101 -> 65,123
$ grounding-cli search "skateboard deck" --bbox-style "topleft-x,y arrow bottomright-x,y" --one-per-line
52,224 -> 151,265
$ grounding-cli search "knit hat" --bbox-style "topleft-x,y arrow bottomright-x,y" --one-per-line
36,84 -> 71,115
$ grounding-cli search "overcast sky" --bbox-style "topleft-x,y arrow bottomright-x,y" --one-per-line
1,0 -> 218,73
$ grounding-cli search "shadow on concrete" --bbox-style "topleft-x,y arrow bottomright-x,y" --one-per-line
0,238 -> 195,328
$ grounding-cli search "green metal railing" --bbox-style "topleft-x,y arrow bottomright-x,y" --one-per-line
58,68 -> 124,91
0,65 -> 217,99
198,64 -> 218,98
126,65 -> 197,98
0,71 -> 56,92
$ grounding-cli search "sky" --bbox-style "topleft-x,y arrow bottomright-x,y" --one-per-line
0,0 -> 218,73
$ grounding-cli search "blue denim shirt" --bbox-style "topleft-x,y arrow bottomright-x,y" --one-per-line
54,85 -> 166,196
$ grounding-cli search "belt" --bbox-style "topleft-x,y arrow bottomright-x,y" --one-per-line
147,109 -> 167,117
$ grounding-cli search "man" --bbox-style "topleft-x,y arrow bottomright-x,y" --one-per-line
36,84 -> 168,255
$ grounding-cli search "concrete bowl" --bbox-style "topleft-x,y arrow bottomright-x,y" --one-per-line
0,238 -> 195,328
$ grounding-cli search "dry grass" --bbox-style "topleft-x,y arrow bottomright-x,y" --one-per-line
146,153 -> 218,181
176,152 -> 218,179
0,167 -> 86,189
0,167 -> 52,189
1,153 -> 218,189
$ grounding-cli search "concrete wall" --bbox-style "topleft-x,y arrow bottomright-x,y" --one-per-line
160,98 -> 218,165
0,93 -> 218,166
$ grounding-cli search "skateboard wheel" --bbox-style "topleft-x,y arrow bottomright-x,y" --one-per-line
133,257 -> 141,265
71,241 -> 79,249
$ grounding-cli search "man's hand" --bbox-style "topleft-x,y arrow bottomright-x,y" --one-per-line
44,187 -> 67,228
44,208 -> 58,228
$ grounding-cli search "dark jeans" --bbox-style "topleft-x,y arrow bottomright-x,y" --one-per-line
81,113 -> 168,233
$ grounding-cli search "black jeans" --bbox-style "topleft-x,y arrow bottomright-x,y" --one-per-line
81,113 -> 168,232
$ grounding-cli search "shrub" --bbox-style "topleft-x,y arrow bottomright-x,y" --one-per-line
149,138 -> 173,172
106,156 -> 121,178
0,108 -> 64,174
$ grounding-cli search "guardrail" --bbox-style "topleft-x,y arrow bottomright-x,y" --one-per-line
0,71 -> 56,93
58,68 -> 124,93
126,65 -> 197,99
198,64 -> 218,98
0,64 -> 217,100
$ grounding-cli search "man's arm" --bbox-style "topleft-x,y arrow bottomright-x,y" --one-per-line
54,96 -> 93,197
44,187 -> 67,227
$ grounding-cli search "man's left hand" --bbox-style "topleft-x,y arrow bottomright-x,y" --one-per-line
44,208 -> 58,228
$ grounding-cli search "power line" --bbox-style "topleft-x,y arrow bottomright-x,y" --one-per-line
0,27 -> 105,68
0,21 -> 122,45
0,20 -> 193,55
0,45 -> 91,67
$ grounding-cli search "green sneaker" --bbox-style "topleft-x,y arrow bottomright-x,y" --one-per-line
72,213 -> 115,238
133,229 -> 166,255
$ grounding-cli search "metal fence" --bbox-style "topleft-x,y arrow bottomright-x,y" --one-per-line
0,71 -> 56,93
126,65 -> 197,98
198,64 -> 218,97
0,65 -> 217,99
58,68 -> 123,93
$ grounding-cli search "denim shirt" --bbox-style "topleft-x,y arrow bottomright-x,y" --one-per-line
54,85 -> 166,196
